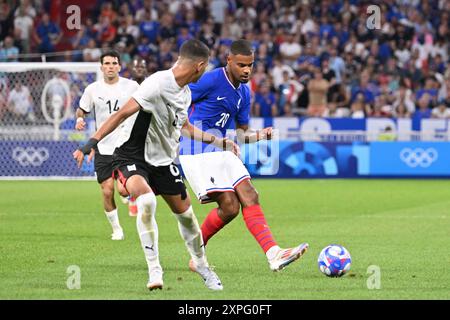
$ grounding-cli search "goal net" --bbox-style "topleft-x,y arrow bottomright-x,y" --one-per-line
0,62 -> 101,179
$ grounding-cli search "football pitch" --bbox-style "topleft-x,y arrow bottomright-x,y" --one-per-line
0,179 -> 449,300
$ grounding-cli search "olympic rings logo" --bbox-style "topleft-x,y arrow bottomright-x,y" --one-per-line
399,148 -> 438,168
12,147 -> 50,167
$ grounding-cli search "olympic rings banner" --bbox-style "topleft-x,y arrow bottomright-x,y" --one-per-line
242,141 -> 450,178
2,140 -> 450,178
0,141 -> 94,178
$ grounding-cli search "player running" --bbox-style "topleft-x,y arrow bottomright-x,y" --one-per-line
75,50 -> 139,240
179,40 -> 309,272
74,39 -> 239,291
120,57 -> 148,217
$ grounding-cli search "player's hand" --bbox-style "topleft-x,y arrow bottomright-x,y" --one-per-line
75,117 -> 86,130
258,127 -> 273,141
221,138 -> 241,157
72,148 -> 95,168
73,138 -> 98,168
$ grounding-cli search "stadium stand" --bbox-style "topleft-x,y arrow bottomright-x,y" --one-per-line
0,0 -> 449,122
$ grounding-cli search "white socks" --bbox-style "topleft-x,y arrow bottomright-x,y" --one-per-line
105,208 -> 122,231
136,193 -> 161,272
173,206 -> 208,268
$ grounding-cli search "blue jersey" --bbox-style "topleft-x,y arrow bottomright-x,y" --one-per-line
181,67 -> 251,155
188,67 -> 251,135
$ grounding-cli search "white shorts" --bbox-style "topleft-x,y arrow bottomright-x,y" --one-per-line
179,151 -> 251,203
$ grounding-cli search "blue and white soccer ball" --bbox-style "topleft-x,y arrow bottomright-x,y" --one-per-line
318,244 -> 352,277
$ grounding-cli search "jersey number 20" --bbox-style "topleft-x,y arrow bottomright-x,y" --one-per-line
215,113 -> 230,128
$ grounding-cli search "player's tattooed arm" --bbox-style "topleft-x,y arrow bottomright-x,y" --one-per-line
236,124 -> 273,144
181,119 -> 240,156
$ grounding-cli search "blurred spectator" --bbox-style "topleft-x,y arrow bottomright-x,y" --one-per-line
223,15 -> 242,40
369,94 -> 393,118
94,16 -> 117,44
350,92 -> 370,118
199,21 -> 216,49
277,70 -> 303,116
33,13 -> 62,54
325,83 -> 350,117
158,13 -> 176,42
416,76 -> 439,103
431,102 -> 450,119
412,93 -> 432,121
13,5 -> 33,55
209,0 -> 229,35
279,31 -> 301,68
185,9 -> 201,37
14,0 -> 36,19
253,81 -> 277,117
307,68 -> 329,117
122,14 -> 140,41
115,18 -> 137,56
99,1 -> 118,24
7,82 -> 35,122
82,39 -> 102,62
250,63 -> 268,93
392,102 -> 412,119
0,78 -> 8,122
351,70 -> 378,104
0,36 -> 19,62
176,24 -> 194,50
115,41 -> 131,66
135,0 -> 159,23
393,81 -> 416,114
329,47 -> 346,84
0,0 -> 448,120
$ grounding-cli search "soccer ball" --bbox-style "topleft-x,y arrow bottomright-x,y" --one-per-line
318,244 -> 351,277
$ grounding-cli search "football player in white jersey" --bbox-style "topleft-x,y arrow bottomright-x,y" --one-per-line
120,57 -> 148,217
74,39 -> 239,291
75,50 -> 139,240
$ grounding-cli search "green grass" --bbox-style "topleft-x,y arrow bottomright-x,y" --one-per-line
0,179 -> 449,300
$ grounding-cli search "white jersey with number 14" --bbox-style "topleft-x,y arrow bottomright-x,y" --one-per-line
79,77 -> 139,155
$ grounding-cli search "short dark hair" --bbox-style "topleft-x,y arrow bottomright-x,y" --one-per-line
100,50 -> 121,65
179,39 -> 209,61
230,40 -> 254,56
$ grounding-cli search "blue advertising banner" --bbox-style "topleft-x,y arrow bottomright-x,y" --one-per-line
241,140 -> 450,178
0,141 -> 94,177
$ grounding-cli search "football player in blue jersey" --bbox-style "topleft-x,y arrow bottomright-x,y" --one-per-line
179,40 -> 308,272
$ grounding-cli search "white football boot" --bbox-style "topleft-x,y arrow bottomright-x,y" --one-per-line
269,243 -> 309,271
191,263 -> 223,291
111,228 -> 124,240
146,265 -> 163,291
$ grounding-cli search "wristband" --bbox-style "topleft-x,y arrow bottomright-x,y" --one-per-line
76,117 -> 84,123
78,138 -> 98,155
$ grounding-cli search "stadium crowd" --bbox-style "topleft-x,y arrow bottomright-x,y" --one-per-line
0,0 -> 449,121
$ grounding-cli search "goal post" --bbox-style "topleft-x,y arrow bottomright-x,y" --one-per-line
0,62 -> 101,179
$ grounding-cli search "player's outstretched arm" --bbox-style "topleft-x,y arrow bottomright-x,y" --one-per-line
72,98 -> 140,168
181,119 -> 240,156
236,124 -> 273,144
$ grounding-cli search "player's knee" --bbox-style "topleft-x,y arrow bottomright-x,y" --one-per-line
242,189 -> 259,207
101,185 -> 115,200
136,192 -> 156,222
220,195 -> 241,219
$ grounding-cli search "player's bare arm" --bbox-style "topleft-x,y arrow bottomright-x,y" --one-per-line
236,123 -> 273,144
73,98 -> 140,168
75,108 -> 87,130
181,118 -> 240,156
